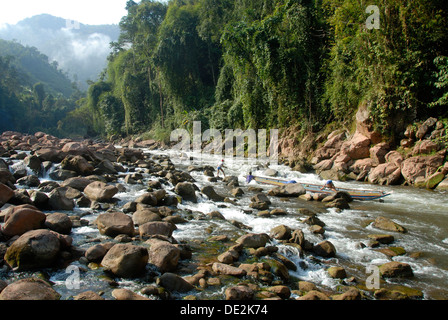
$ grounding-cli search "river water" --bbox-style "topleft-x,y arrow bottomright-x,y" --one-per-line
2,147 -> 448,300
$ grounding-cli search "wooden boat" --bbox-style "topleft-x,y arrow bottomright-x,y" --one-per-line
250,175 -> 391,201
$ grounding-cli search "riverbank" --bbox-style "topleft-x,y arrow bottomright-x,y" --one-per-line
277,107 -> 448,192
1,130 -> 447,300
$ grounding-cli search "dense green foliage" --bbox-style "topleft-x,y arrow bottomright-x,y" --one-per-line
0,39 -> 84,135
78,0 -> 447,142
2,0 -> 448,142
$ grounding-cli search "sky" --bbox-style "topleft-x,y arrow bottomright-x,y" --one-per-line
0,0 -> 134,26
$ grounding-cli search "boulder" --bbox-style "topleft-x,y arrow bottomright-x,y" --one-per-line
45,212 -> 73,235
61,177 -> 92,191
416,117 -> 437,140
148,240 -> 181,272
1,206 -> 46,237
96,212 -> 135,237
61,155 -> 94,176
201,185 -> 225,202
436,177 -> 448,191
157,272 -> 194,293
236,233 -> 270,248
48,188 -> 75,211
425,172 -> 445,189
313,240 -> 337,258
84,181 -> 118,202
112,289 -> 150,300
5,229 -> 61,270
74,291 -> 105,301
297,290 -> 330,300
0,278 -> 61,300
0,182 -> 14,205
368,163 -> 401,185
135,193 -> 158,206
340,132 -> 371,160
370,142 -> 390,165
139,221 -> 176,239
401,154 -> 444,184
212,263 -> 247,277
96,160 -> 118,175
379,261 -> 414,278
61,142 -> 90,156
327,266 -> 347,279
267,183 -> 306,197
17,175 -> 40,188
85,243 -> 112,262
225,285 -> 254,300
23,155 -> 42,174
35,148 -> 64,163
133,209 -> 162,226
372,216 -> 407,233
101,243 -> 149,278
270,225 -> 292,240
174,182 -> 197,203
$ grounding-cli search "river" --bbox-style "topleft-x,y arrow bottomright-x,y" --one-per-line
2,147 -> 448,300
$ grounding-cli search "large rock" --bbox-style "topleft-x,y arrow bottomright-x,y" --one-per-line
35,148 -> 64,163
0,278 -> 61,300
236,233 -> 270,248
132,208 -> 162,226
368,163 -> 401,185
48,188 -> 75,211
45,212 -> 73,235
379,261 -> 414,278
174,182 -> 197,203
267,183 -> 306,197
436,177 -> 448,191
96,212 -> 135,237
84,181 -> 118,202
0,182 -> 14,205
201,185 -> 225,202
225,285 -> 255,300
401,154 -> 445,184
101,243 -> 149,278
340,132 -> 371,160
1,206 -> 46,237
5,229 -> 61,270
372,216 -> 407,233
148,240 -> 181,272
212,263 -> 247,277
61,155 -> 94,176
157,273 -> 194,293
61,177 -> 92,191
61,141 -> 90,157
313,240 -> 337,258
139,221 -> 176,239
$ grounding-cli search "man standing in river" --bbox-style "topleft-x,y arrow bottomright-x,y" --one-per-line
217,159 -> 226,177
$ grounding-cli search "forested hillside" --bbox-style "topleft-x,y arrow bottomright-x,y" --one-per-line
74,0 -> 447,144
0,39 -> 84,135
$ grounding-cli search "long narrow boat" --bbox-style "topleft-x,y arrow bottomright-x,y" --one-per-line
250,175 -> 391,201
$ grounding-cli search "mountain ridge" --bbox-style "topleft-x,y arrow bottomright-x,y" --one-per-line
0,14 -> 120,90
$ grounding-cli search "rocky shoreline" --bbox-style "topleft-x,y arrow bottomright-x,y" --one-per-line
278,108 -> 448,192
0,130 -> 432,300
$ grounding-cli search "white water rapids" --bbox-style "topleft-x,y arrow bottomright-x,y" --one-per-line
2,147 -> 448,300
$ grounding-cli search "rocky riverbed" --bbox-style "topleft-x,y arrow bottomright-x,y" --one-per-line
0,130 -> 447,301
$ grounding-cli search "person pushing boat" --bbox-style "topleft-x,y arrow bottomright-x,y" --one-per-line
321,180 -> 337,192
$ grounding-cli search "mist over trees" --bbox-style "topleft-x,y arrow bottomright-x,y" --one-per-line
0,14 -> 120,90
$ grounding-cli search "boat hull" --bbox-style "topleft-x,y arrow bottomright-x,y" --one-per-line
251,176 -> 391,201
